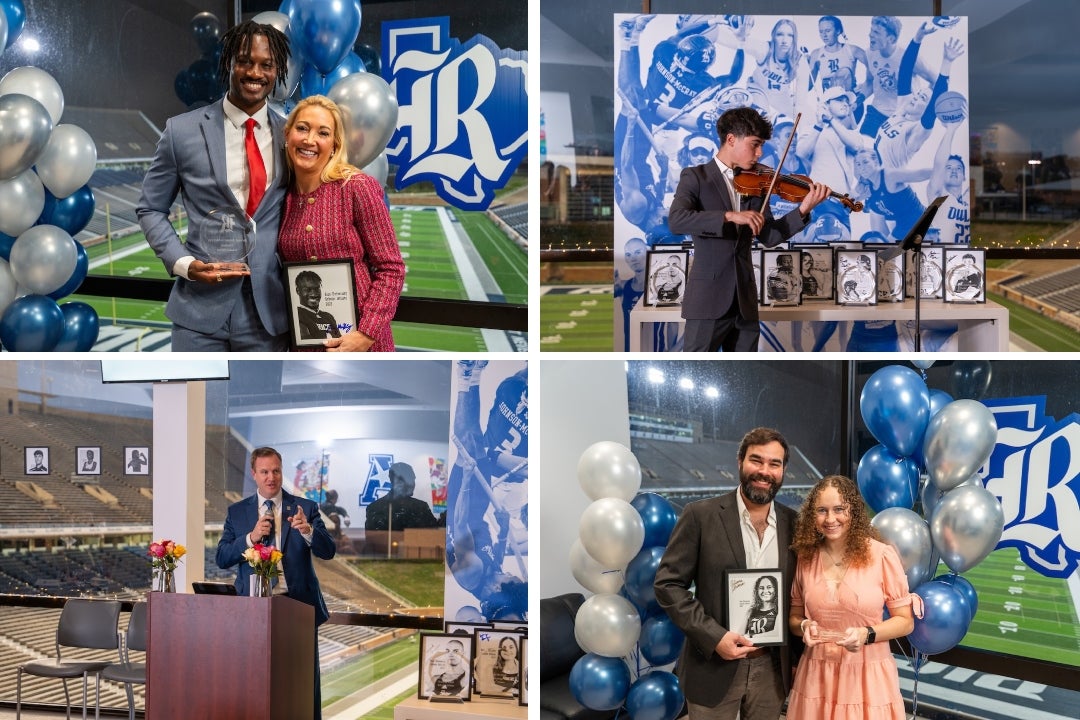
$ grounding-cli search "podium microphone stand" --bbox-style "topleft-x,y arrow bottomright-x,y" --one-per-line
881,196 -> 948,352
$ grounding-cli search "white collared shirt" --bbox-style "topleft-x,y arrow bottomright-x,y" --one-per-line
222,97 -> 275,213
713,157 -> 741,210
735,490 -> 779,569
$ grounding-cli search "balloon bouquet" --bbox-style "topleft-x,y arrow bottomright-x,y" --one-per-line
567,441 -> 686,720
0,0 -> 101,351
858,362 -> 1003,714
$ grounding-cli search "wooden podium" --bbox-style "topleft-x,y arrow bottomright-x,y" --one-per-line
148,592 -> 315,720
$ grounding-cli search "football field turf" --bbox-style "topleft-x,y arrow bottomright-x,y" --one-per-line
539,285 -> 614,351
72,206 -> 526,351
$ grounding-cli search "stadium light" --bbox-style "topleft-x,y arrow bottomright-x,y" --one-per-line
647,367 -> 665,384
19,37 -> 39,54
704,386 -> 719,399
678,377 -> 694,391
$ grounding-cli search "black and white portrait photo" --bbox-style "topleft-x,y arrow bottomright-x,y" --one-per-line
77,446 -> 101,475
725,568 -> 786,647
474,629 -> 523,698
419,634 -> 473,701
907,246 -> 944,299
284,260 -> 359,348
25,447 -> 49,475
877,251 -> 905,303
644,249 -> 688,306
943,248 -> 985,303
124,447 -> 149,476
836,250 -> 877,305
762,250 -> 802,306
795,245 -> 834,301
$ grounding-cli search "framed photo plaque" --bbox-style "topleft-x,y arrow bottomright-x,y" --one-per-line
473,629 -> 524,698
124,447 -> 149,475
751,247 -> 763,304
877,249 -> 905,303
943,248 -> 986,303
76,446 -> 102,476
724,568 -> 785,647
518,636 -> 528,706
284,260 -> 359,349
762,249 -> 802,306
794,245 -> 834,301
419,633 -> 473,701
906,245 -> 944,299
25,446 -> 50,475
835,250 -> 878,306
644,249 -> 688,306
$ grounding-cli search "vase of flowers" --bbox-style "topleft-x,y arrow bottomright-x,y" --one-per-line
242,543 -> 282,597
149,539 -> 186,592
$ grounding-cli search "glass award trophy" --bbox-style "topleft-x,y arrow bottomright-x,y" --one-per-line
201,207 -> 255,273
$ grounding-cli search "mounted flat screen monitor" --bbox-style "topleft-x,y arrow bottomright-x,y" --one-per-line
100,360 -> 231,383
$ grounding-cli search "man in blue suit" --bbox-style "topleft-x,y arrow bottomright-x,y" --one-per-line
217,446 -> 336,718
137,21 -> 292,351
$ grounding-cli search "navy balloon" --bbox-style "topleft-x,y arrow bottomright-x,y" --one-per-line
0,0 -> 25,50
624,546 -> 665,613
950,360 -> 992,400
639,612 -> 684,666
626,671 -> 684,720
0,294 -> 64,351
39,185 -> 95,236
933,572 -> 978,618
48,242 -> 88,300
191,11 -> 223,58
0,230 -> 14,260
860,365 -> 931,458
569,653 -> 631,711
620,585 -> 650,621
856,444 -> 919,512
909,580 -> 972,655
631,492 -> 678,548
355,42 -> 381,76
53,301 -> 99,351
290,0 -> 362,75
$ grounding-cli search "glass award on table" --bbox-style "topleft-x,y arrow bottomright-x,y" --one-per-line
201,206 -> 255,273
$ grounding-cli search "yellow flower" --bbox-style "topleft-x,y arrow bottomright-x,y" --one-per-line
173,544 -> 187,559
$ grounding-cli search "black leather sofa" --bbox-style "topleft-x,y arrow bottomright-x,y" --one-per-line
539,592 -> 619,720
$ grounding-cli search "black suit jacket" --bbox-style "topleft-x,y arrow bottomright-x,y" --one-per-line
668,161 -> 809,322
653,491 -> 800,708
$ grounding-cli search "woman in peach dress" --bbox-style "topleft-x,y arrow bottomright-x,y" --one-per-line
787,475 -> 921,719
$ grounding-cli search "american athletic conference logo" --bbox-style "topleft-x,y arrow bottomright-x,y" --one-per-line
982,396 -> 1080,579
381,17 -> 527,211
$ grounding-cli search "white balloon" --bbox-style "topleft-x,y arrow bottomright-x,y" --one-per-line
573,592 -> 641,658
363,152 -> 389,188
578,441 -> 641,501
35,124 -> 97,198
579,497 -> 644,569
0,258 -> 16,317
0,169 -> 45,236
570,539 -> 625,595
0,66 -> 64,125
9,225 -> 78,295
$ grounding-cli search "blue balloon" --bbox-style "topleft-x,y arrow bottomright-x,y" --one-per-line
631,492 -> 678,548
860,365 -> 931,457
569,653 -> 631,711
53,302 -> 99,352
0,0 -> 25,50
620,586 -> 650,621
933,572 -> 978,618
626,671 -> 684,720
48,242 -> 89,300
0,294 -> 64,351
354,42 -> 380,76
856,444 -> 919,512
39,185 -> 96,236
639,613 -> 684,666
909,580 -> 972,655
289,0 -> 362,75
0,231 -> 15,260
950,360 -> 992,400
624,546 -> 665,613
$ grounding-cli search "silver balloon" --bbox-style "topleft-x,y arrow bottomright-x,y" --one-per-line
0,258 -> 16,317
35,124 -> 97,199
0,66 -> 64,125
574,592 -> 642,658
912,359 -> 935,370
577,441 -> 642,501
327,72 -> 399,169
0,169 -> 45,236
0,93 -> 53,179
570,539 -> 625,595
930,484 -> 1005,574
9,224 -> 78,295
922,474 -> 980,517
363,151 -> 389,188
871,507 -> 934,590
922,399 -> 998,492
253,11 -> 301,103
579,497 -> 645,569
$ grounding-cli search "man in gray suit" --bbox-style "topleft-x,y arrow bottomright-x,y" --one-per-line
137,21 -> 292,351
654,427 -> 800,720
668,107 -> 831,351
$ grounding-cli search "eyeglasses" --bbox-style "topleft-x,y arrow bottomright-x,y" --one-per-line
814,505 -> 850,518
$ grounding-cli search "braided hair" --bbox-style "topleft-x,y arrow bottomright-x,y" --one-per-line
218,20 -> 291,93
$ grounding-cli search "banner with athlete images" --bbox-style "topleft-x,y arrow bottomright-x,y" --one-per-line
613,13 -> 970,351
444,361 -> 529,623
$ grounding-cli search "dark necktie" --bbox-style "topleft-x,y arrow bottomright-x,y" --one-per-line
244,118 -> 266,218
263,498 -> 275,545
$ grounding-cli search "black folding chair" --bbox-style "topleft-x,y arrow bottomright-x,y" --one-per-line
96,601 -> 147,720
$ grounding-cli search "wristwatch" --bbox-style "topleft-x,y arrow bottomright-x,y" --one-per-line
864,626 -> 876,644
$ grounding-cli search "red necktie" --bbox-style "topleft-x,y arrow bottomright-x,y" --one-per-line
244,117 -> 266,218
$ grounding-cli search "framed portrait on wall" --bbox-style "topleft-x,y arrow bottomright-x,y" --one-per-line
877,249 -> 905,303
835,250 -> 878,306
794,245 -> 833,301
906,245 -> 944,299
644,249 -> 688,306
724,568 -> 785,647
419,633 -> 473,701
76,446 -> 101,475
283,260 -> 359,349
943,247 -> 986,303
25,447 -> 49,475
473,629 -> 524,698
762,249 -> 802,306
123,447 -> 149,476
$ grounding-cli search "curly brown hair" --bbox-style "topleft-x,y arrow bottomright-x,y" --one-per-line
791,474 -> 880,567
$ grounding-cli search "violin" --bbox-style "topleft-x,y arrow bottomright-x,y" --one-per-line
733,165 -> 864,213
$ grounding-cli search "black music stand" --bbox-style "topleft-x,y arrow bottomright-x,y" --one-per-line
879,196 -> 947,351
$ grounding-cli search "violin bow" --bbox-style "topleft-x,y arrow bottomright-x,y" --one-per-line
763,112 -> 802,201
